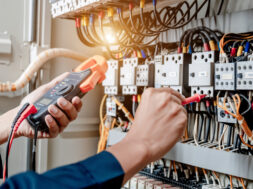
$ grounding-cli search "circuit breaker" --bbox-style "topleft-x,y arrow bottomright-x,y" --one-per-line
120,58 -> 138,95
217,98 -> 237,124
120,57 -> 153,95
155,53 -> 190,95
189,51 -> 218,97
236,61 -> 253,90
102,59 -> 120,95
136,64 -> 154,87
215,63 -> 236,91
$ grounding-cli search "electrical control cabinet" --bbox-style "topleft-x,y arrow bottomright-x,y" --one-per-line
102,59 -> 120,95
215,63 -> 236,91
217,98 -> 237,124
155,53 -> 190,95
236,61 -> 253,90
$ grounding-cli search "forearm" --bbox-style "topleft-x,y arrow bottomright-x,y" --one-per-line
107,135 -> 149,184
0,107 -> 18,145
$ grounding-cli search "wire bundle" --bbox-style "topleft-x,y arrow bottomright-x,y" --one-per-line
177,26 -> 223,54
219,32 -> 253,62
75,0 -> 213,59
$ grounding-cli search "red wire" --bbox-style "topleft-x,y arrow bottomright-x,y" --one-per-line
3,104 -> 37,181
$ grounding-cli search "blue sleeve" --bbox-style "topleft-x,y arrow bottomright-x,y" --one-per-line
0,151 -> 124,189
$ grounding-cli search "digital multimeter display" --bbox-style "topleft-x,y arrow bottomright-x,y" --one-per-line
39,98 -> 53,105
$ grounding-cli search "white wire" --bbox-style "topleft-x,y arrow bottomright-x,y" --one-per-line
219,125 -> 228,150
0,48 -> 87,92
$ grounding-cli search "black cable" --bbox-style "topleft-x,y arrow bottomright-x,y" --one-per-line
205,0 -> 211,17
204,116 -> 212,143
76,27 -> 96,47
226,126 -> 232,147
239,94 -> 251,115
5,103 -> 30,178
197,115 -> 205,141
217,0 -> 224,15
32,127 -> 38,171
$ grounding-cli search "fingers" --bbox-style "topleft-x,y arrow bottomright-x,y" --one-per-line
72,97 -> 82,112
155,87 -> 185,101
48,104 -> 69,133
57,97 -> 78,121
45,96 -> 82,136
45,114 -> 59,137
171,95 -> 182,105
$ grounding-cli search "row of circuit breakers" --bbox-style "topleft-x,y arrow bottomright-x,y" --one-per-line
103,51 -> 253,96
102,51 -> 253,124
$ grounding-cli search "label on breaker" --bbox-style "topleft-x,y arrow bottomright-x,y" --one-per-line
221,74 -> 233,80
169,72 -> 177,77
198,71 -> 207,77
245,72 -> 253,79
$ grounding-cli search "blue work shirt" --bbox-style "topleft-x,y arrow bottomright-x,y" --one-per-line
1,151 -> 124,189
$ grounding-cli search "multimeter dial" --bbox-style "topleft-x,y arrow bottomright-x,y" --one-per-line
56,84 -> 73,96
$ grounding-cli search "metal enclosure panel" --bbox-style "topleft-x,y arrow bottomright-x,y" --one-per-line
107,128 -> 253,180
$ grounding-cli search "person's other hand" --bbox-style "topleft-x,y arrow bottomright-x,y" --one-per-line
127,88 -> 187,163
16,72 -> 83,139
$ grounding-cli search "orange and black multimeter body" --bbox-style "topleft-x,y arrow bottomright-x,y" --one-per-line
27,55 -> 107,132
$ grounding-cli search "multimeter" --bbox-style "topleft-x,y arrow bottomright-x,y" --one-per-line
27,55 -> 107,132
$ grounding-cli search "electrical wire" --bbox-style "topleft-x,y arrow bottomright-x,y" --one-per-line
0,48 -> 87,92
3,104 -> 37,181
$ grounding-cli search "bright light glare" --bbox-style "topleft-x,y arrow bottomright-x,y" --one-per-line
105,33 -> 116,44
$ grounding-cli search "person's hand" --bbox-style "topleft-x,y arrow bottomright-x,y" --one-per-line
127,88 -> 187,162
16,72 -> 83,139
107,88 -> 187,183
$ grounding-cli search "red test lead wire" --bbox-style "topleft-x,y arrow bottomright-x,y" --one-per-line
182,94 -> 206,106
3,104 -> 37,181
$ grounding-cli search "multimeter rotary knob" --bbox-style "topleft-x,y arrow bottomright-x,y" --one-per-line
56,84 -> 73,95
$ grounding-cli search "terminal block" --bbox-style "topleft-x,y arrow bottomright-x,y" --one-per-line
236,61 -> 253,90
189,51 -> 218,97
217,98 -> 237,124
215,63 -> 236,91
102,60 -> 120,95
50,0 -> 100,18
155,53 -> 191,95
